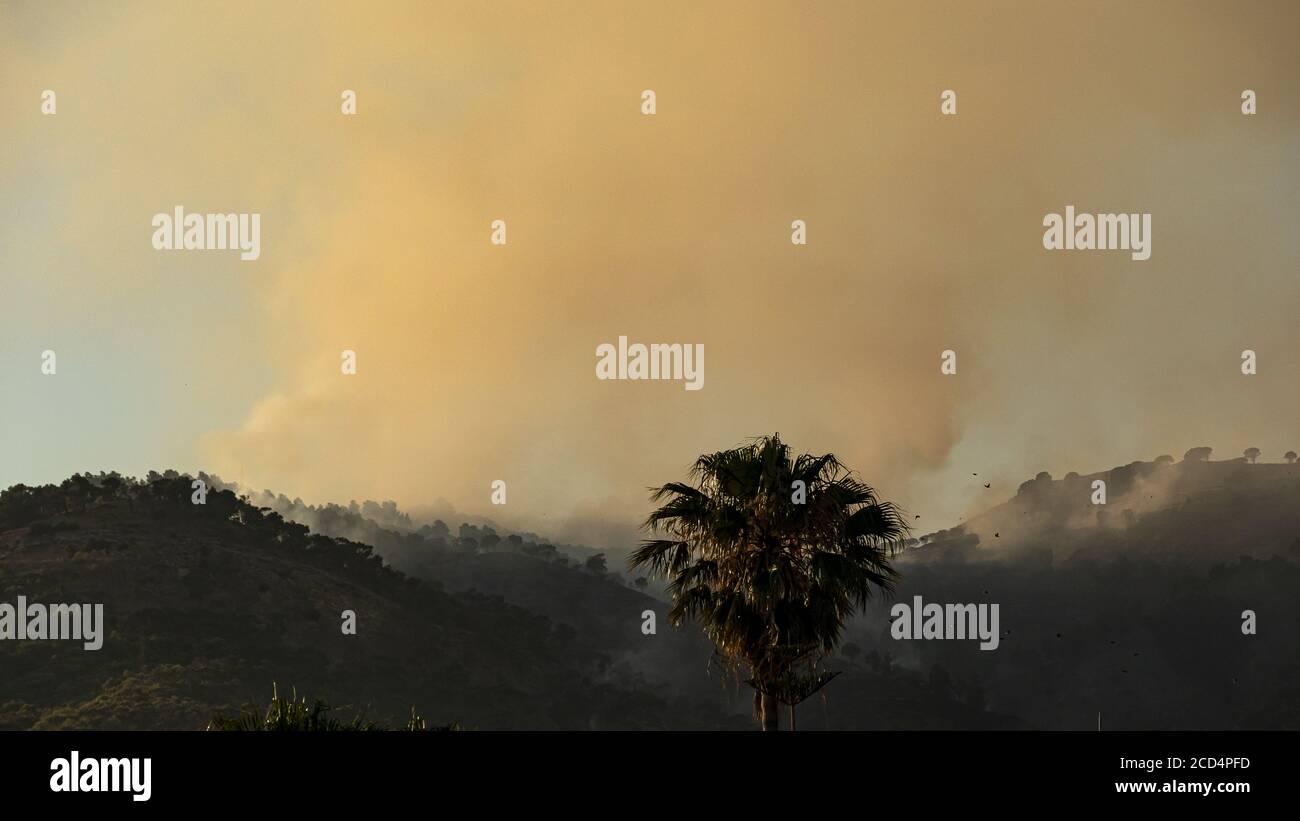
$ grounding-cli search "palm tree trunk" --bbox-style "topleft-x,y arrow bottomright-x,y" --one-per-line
761,693 -> 779,731
789,703 -> 796,731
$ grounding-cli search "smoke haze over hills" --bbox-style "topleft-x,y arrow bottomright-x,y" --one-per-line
3,1 -> 1299,545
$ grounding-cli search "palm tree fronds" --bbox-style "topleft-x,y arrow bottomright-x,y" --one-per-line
634,434 -> 905,729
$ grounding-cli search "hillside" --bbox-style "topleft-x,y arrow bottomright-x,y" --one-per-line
842,456 -> 1300,729
11,457 -> 1286,730
238,478 -> 1022,725
914,455 -> 1300,564
0,475 -> 745,729
0,472 -> 1010,729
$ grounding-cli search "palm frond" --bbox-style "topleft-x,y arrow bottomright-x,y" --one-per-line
635,433 -> 905,726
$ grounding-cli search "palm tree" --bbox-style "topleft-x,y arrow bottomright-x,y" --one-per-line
630,434 -> 909,730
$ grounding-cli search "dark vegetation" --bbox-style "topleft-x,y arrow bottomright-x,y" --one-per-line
206,683 -> 458,731
631,434 -> 911,730
0,473 -> 745,729
852,449 -> 1300,729
3,446 -> 1296,729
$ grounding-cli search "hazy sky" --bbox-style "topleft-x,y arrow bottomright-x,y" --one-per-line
3,1 -> 1298,549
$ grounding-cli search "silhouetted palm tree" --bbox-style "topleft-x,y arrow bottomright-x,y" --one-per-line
630,434 -> 908,730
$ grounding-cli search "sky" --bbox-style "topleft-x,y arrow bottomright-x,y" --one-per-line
2,1 -> 1298,550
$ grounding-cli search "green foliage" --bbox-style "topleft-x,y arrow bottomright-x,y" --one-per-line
2,471 -> 704,730
631,433 -> 908,722
207,684 -> 460,731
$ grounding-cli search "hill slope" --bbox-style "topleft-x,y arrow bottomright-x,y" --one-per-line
0,475 -> 744,729
845,456 -> 1300,729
